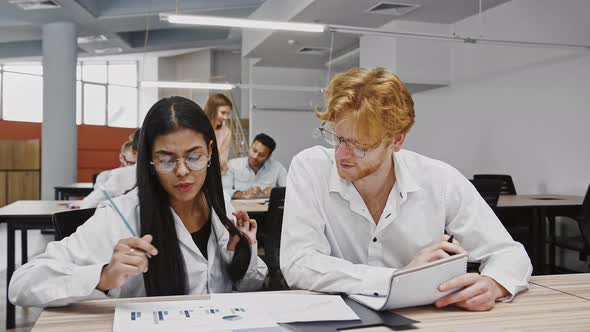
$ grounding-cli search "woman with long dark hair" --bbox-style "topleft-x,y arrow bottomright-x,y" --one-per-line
9,96 -> 267,306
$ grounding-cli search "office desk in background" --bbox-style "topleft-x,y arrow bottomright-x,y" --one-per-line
0,200 -> 75,330
497,194 -> 584,274
30,274 -> 590,332
231,198 -> 269,213
54,182 -> 93,200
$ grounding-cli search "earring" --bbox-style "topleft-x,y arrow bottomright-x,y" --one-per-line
207,160 -> 212,168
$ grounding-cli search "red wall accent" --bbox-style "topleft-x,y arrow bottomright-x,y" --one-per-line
77,125 -> 136,182
0,120 -> 135,182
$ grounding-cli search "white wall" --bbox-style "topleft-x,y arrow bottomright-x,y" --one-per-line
158,49 -> 212,107
249,66 -> 326,167
405,0 -> 590,196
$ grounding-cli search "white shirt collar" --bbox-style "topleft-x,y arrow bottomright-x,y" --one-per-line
328,150 -> 422,198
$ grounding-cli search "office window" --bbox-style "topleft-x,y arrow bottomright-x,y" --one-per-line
83,83 -> 106,125
108,85 -> 137,128
76,81 -> 81,125
0,61 -> 140,127
2,71 -> 43,122
82,63 -> 107,83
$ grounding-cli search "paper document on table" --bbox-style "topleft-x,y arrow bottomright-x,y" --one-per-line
113,299 -> 280,332
212,293 -> 359,323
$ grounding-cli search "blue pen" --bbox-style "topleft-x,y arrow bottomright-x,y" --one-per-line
101,189 -> 139,238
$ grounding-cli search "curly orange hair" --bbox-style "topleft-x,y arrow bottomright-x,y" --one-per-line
318,67 -> 415,144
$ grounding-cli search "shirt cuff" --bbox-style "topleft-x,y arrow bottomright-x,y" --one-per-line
481,270 -> 518,302
68,263 -> 110,298
356,266 -> 396,297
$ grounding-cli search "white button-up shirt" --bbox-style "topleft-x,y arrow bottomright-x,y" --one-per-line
9,189 -> 268,307
223,157 -> 288,197
80,165 -> 137,208
280,146 -> 531,298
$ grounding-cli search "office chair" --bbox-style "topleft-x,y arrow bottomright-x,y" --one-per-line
473,174 -> 517,195
92,173 -> 100,186
260,187 -> 289,290
52,208 -> 96,241
473,174 -> 531,250
469,178 -> 503,208
545,184 -> 590,272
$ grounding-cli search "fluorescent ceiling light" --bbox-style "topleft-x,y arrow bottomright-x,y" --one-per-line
77,35 -> 108,44
141,81 -> 235,90
94,47 -> 123,54
160,13 -> 325,33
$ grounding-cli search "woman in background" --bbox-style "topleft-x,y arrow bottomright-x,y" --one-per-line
205,94 -> 233,175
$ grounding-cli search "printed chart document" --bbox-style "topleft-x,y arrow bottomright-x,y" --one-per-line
113,299 -> 279,332
212,293 -> 359,323
349,253 -> 468,310
113,294 -> 359,331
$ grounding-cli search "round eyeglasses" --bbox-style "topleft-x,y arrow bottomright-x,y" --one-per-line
150,152 -> 211,174
317,122 -> 384,158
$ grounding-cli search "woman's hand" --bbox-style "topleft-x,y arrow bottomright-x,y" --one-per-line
96,234 -> 158,292
403,235 -> 465,270
227,211 -> 258,251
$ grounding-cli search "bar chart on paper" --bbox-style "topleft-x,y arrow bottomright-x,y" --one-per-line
114,300 -> 280,332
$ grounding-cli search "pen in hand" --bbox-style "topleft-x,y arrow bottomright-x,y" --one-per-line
447,235 -> 455,256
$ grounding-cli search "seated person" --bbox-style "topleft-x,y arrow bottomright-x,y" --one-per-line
280,68 -> 531,311
9,96 -> 267,307
223,133 -> 287,199
81,130 -> 139,208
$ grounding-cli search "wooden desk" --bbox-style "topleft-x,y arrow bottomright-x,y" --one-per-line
532,273 -> 590,300
31,274 -> 590,332
231,198 -> 269,213
497,194 -> 584,274
0,200 -> 75,330
54,183 -> 93,200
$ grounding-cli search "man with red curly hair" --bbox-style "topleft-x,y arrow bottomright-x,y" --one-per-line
280,67 -> 531,311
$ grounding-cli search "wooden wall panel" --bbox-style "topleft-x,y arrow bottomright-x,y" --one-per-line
0,141 -> 13,170
12,140 -> 40,170
7,171 -> 40,204
0,171 -> 6,207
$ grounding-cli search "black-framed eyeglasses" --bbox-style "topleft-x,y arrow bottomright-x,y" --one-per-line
150,152 -> 211,174
318,122 -> 384,158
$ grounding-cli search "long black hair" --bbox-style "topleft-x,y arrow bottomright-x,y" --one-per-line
137,96 -> 251,296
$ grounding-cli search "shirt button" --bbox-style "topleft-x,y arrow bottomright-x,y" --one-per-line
373,292 -> 379,296
373,237 -> 377,242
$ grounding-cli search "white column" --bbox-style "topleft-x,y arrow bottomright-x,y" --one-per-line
41,22 -> 77,199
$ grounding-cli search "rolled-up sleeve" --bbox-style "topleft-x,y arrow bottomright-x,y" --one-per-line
444,166 -> 532,300
8,206 -> 122,307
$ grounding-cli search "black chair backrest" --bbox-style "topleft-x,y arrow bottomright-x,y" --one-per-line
92,173 -> 100,186
473,174 -> 516,195
578,184 -> 590,247
470,179 -> 503,208
265,187 -> 287,245
52,208 -> 96,241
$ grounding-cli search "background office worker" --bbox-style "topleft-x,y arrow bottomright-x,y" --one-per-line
205,93 -> 233,176
9,96 -> 267,307
80,129 -> 140,208
223,133 -> 287,199
280,67 -> 531,311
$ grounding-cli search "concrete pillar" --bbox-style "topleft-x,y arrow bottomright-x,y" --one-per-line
41,22 -> 77,199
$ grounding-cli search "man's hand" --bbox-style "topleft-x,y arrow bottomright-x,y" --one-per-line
435,274 -> 510,311
403,235 -> 465,270
233,186 -> 263,199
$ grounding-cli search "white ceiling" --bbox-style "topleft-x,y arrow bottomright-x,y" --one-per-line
0,0 -> 264,59
247,0 -> 512,68
0,0 -> 512,66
